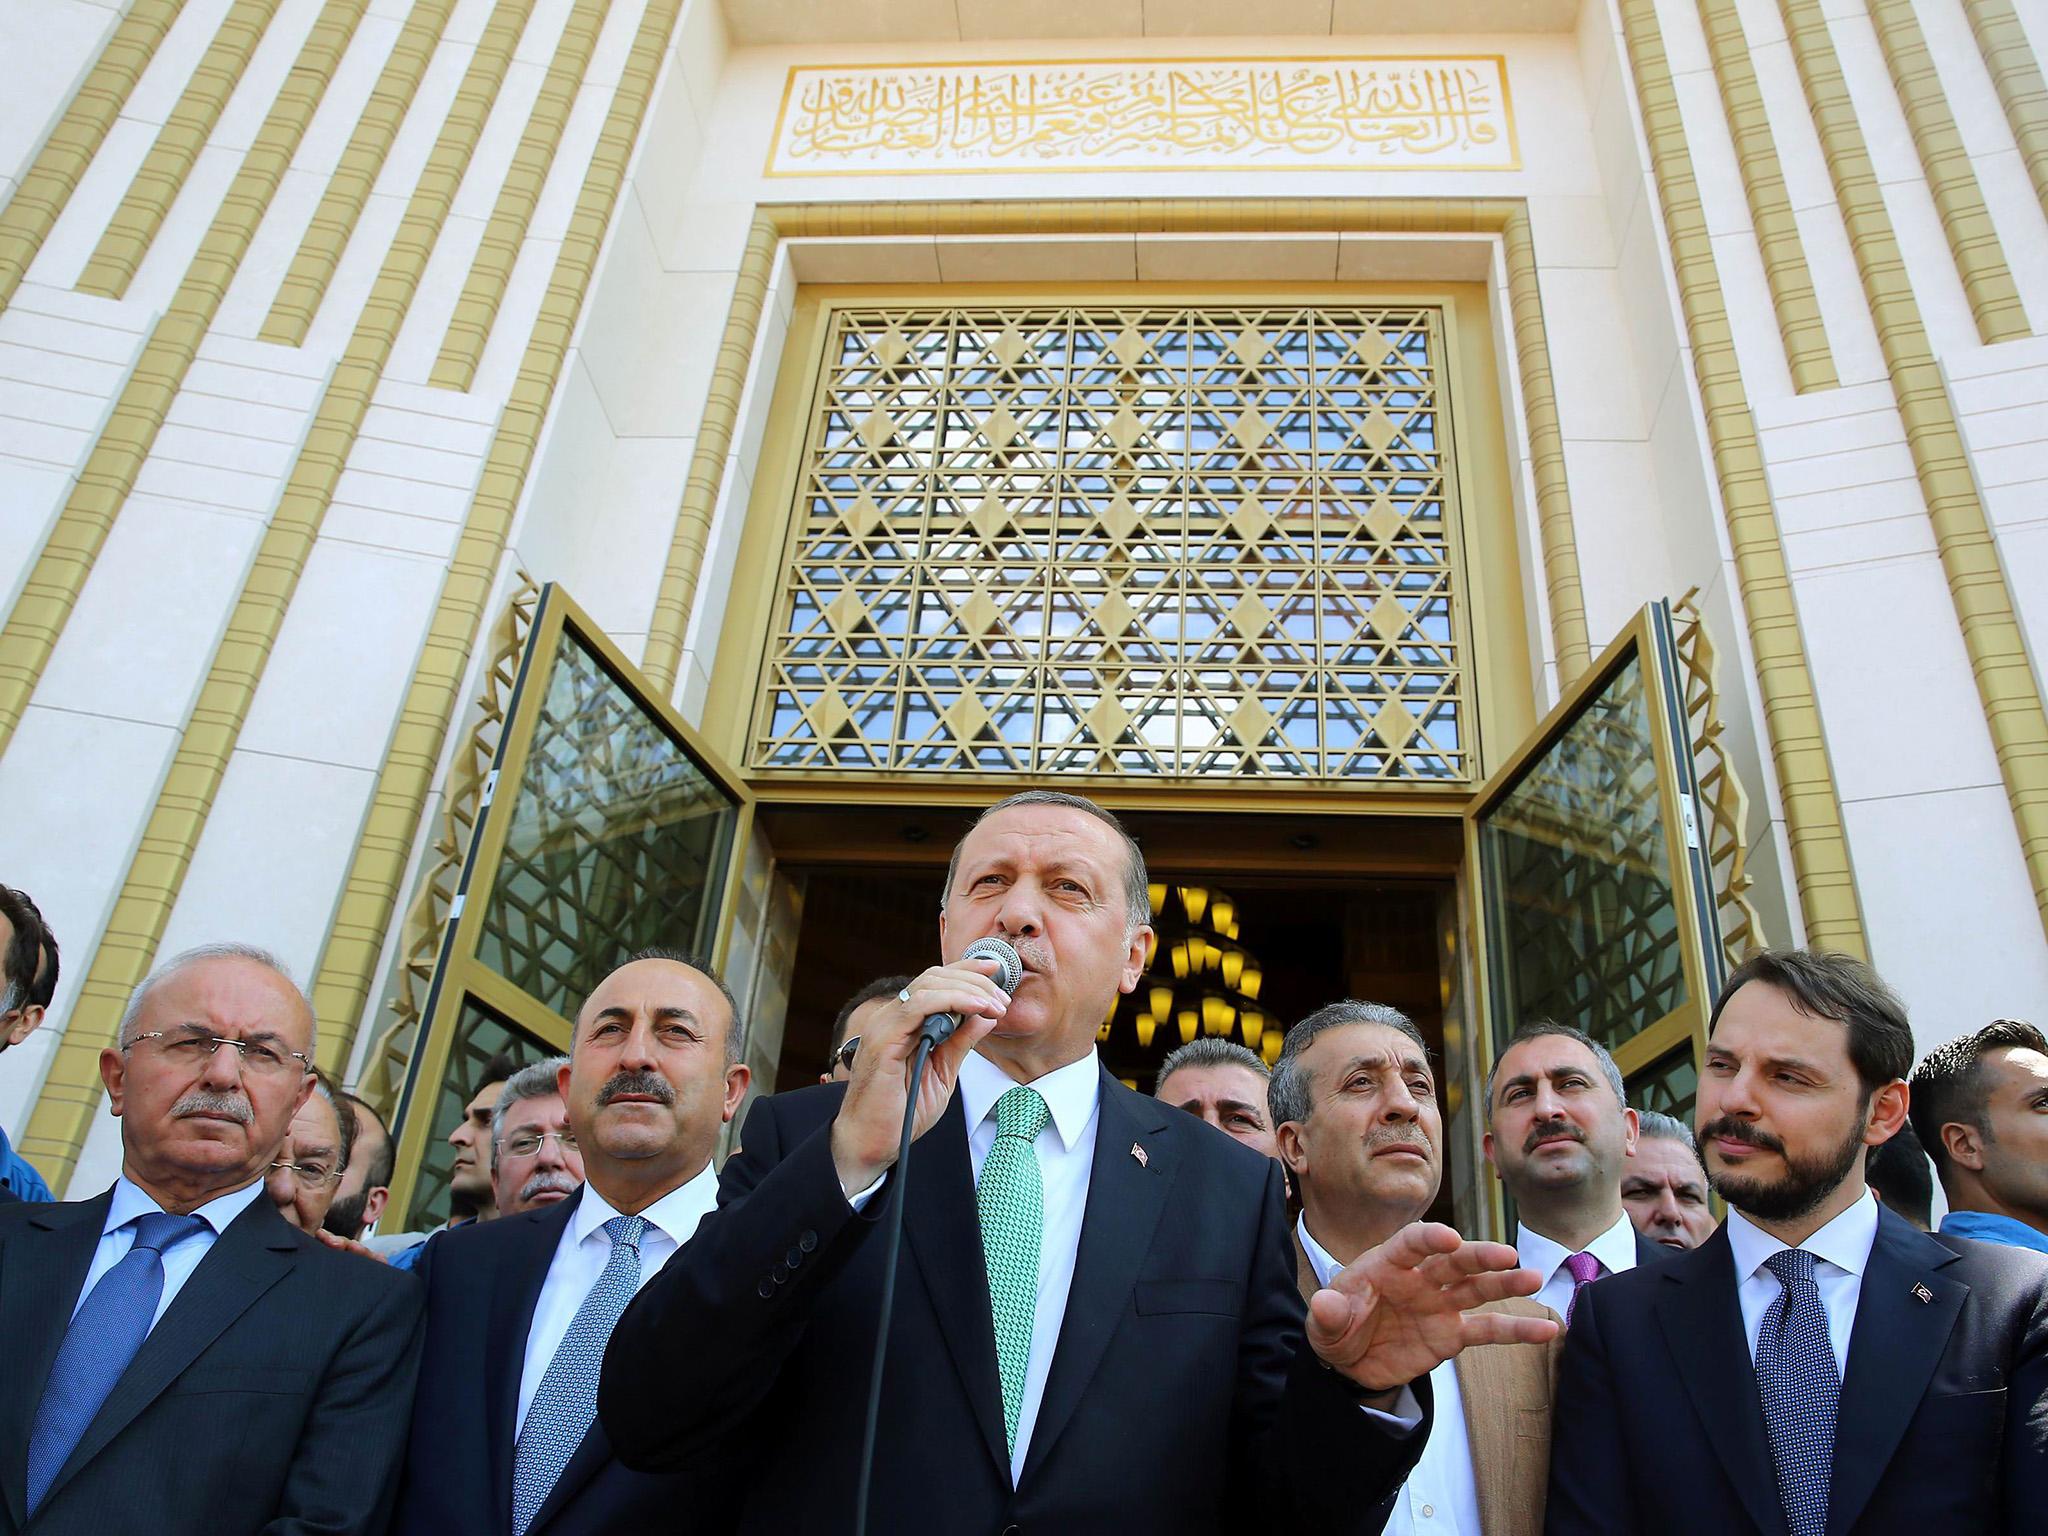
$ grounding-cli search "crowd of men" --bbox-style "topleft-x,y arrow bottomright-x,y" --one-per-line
0,789 -> 2042,1535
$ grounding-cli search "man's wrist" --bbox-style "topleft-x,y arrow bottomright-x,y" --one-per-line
828,1120 -> 888,1197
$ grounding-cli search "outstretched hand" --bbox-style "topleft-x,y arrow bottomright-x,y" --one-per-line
1307,1222 -> 1559,1392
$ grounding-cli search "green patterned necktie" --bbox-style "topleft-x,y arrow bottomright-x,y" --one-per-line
978,1083 -> 1051,1458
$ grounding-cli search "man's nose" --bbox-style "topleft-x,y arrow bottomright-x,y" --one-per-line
618,1021 -> 660,1068
1381,1078 -> 1420,1121
993,883 -> 1045,938
199,1040 -> 245,1088
534,1133 -> 568,1170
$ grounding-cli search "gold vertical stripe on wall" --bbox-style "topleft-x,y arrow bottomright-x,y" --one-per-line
0,0 -> 371,763
0,0 -> 179,310
1866,0 -> 2029,344
1961,0 -> 2048,219
642,198 -> 1589,698
1694,0 -> 1838,391
1618,0 -> 1867,954
19,0 -> 539,1190
1777,0 -> 2048,936
1502,209 -> 1594,680
313,0 -> 685,1071
259,0 -> 459,347
74,0 -> 286,301
429,0 -> 608,392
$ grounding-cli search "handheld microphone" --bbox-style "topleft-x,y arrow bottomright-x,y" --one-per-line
918,935 -> 1023,1046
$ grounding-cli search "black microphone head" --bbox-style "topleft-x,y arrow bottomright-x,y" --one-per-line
961,935 -> 1023,995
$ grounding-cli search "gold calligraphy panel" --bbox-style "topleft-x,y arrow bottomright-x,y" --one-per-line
767,58 -> 1518,176
750,305 -> 1473,783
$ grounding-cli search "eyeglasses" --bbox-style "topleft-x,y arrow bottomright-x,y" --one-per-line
126,1030 -> 311,1077
268,1157 -> 343,1186
826,1036 -> 860,1074
498,1129 -> 578,1158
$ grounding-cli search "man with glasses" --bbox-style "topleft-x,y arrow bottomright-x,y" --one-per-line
0,941 -> 422,1534
266,1071 -> 355,1233
0,883 -> 58,1201
490,1058 -> 585,1218
820,975 -> 912,1084
392,950 -> 749,1536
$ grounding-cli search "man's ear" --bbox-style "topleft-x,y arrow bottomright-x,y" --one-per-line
1275,1119 -> 1308,1178
1942,1119 -> 1987,1172
1865,1080 -> 1909,1144
6,1003 -> 45,1047
361,1185 -> 389,1229
722,1063 -> 753,1123
99,1046 -> 127,1115
1481,1129 -> 1497,1173
1621,1105 -> 1641,1153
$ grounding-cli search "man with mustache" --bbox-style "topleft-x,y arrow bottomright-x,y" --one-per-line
1621,1111 -> 1716,1251
265,1070 -> 353,1233
490,1058 -> 586,1217
391,950 -> 748,1536
0,942 -> 422,1534
1485,1023 -> 1670,1319
1273,1000 -> 1562,1536
1548,948 -> 2048,1536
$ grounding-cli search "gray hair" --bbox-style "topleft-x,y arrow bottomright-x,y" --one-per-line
944,791 -> 1150,932
489,1056 -> 570,1169
1635,1109 -> 1696,1150
117,941 -> 315,1059
1268,1000 -> 1427,1129
1155,1037 -> 1269,1092
1482,1021 -> 1625,1120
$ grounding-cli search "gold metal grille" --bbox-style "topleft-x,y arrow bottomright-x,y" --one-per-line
750,304 -> 1472,781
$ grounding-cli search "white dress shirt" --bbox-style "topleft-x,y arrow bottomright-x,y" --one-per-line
1724,1192 -> 1879,1376
1515,1210 -> 1642,1320
1300,1217 -> 1481,1536
513,1163 -> 721,1436
955,1047 -> 1100,1486
73,1176 -> 266,1329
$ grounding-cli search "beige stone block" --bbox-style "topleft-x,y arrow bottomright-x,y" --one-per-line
934,236 -> 1138,284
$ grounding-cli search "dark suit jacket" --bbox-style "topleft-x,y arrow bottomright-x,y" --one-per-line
391,1187 -> 725,1536
599,1072 -> 1425,1534
1548,1207 -> 2048,1535
0,1186 -> 423,1535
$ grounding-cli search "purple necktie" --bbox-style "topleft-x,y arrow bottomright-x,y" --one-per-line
1563,1250 -> 1602,1325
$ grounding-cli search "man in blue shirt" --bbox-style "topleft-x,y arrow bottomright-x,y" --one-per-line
1910,1018 -> 2048,1255
0,883 -> 58,1201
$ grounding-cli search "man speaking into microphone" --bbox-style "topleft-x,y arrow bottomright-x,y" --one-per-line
599,791 -> 1553,1533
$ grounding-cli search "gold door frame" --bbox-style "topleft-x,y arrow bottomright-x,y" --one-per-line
381,584 -> 756,1225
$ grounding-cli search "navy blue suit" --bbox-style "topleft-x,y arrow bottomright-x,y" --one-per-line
1548,1206 -> 2048,1535
599,1071 -> 1422,1535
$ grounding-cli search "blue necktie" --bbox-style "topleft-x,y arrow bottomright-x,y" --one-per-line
511,1214 -> 646,1535
26,1211 -> 208,1514
1755,1248 -> 1840,1536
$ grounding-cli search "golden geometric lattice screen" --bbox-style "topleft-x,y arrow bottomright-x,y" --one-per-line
751,306 -> 1472,780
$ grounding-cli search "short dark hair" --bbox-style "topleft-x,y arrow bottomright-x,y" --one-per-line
0,885 -> 47,1013
1156,1037 -> 1270,1092
339,1090 -> 396,1190
1908,1018 -> 2048,1181
1709,949 -> 1913,1096
1482,1020 -> 1625,1120
1864,1118 -> 1934,1229
833,975 -> 912,1051
944,791 -> 1150,931
477,1049 -> 523,1093
308,1068 -> 356,1176
1268,1000 -> 1428,1130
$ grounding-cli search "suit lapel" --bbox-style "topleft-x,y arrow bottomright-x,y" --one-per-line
1018,1074 -> 1173,1488
486,1196 -> 579,1534
1651,1228 -> 1786,1536
44,1195 -> 299,1509
1455,1299 -> 1558,1536
0,1194 -> 110,1529
1827,1211 -> 1966,1536
901,1094 -> 1009,1478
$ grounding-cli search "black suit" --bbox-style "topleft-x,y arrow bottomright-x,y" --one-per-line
600,1072 -> 1425,1534
0,1187 -> 423,1535
391,1187 -> 725,1536
1548,1206 -> 2048,1534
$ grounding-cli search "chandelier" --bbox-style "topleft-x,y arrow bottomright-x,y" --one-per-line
1100,884 -> 1279,1067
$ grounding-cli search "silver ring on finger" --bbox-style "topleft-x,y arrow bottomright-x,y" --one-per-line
897,987 -> 913,1004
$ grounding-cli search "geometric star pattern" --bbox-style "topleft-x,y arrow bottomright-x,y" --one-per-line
751,305 -> 1470,780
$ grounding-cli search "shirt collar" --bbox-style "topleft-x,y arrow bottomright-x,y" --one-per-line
1940,1209 -> 2048,1255
1726,1189 -> 1880,1283
105,1173 -> 266,1237
959,1047 -> 1101,1153
571,1160 -> 722,1249
1296,1212 -> 1344,1289
1515,1209 -> 1640,1284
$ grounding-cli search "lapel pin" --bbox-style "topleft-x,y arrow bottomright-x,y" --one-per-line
1130,1142 -> 1149,1169
1910,1282 -> 1934,1304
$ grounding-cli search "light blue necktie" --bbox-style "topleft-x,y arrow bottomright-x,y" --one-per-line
1755,1248 -> 1840,1536
978,1085 -> 1050,1459
511,1214 -> 646,1535
26,1211 -> 208,1514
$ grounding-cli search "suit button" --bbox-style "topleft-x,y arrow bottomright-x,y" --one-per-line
772,1263 -> 790,1283
799,1230 -> 818,1252
756,1278 -> 775,1299
786,1246 -> 803,1267
1000,1527 -> 1020,1536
